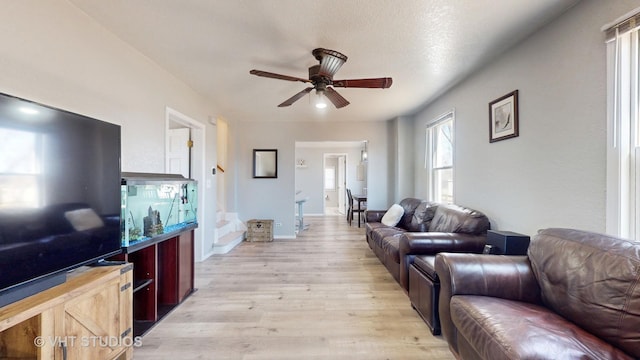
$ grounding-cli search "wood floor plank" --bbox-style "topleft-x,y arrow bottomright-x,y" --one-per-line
133,216 -> 454,359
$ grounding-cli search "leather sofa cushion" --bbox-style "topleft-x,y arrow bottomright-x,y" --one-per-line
529,228 -> 640,358
365,221 -> 388,239
407,201 -> 438,232
428,204 -> 490,235
451,295 -> 633,360
370,226 -> 404,249
397,198 -> 424,230
380,234 -> 402,263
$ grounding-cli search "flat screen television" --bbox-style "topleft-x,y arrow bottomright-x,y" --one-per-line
0,92 -> 122,307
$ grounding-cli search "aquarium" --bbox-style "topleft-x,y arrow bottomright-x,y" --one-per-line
121,172 -> 197,247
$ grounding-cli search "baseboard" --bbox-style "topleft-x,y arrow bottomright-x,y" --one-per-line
198,249 -> 216,262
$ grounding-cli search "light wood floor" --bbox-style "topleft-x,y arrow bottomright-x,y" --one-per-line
133,216 -> 454,359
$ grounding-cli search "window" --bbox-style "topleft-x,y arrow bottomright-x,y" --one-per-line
605,11 -> 640,240
324,167 -> 336,190
426,111 -> 454,204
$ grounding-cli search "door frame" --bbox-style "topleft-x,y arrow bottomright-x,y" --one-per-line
323,153 -> 348,215
165,107 -> 206,261
337,155 -> 346,215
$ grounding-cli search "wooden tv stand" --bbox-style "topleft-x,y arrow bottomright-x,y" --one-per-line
0,264 -> 133,360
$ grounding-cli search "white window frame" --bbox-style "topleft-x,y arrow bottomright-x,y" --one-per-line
605,11 -> 640,240
324,166 -> 336,190
425,110 -> 455,204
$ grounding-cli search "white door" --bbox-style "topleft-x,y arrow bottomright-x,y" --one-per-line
337,155 -> 346,215
167,128 -> 191,178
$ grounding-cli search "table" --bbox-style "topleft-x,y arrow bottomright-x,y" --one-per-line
352,194 -> 367,227
296,197 -> 309,232
485,230 -> 530,255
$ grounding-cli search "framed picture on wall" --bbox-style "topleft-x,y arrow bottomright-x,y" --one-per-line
489,90 -> 519,143
253,149 -> 278,178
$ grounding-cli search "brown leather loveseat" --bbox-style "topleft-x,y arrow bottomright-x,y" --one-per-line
435,228 -> 640,360
365,198 -> 490,292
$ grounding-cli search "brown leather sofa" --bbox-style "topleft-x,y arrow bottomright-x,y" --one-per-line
365,198 -> 490,292
435,228 -> 640,360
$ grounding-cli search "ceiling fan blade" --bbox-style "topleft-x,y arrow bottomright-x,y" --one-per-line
332,78 -> 393,89
324,87 -> 350,109
278,87 -> 314,107
313,48 -> 348,78
250,69 -> 312,83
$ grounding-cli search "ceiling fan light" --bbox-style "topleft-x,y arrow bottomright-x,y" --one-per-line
314,90 -> 327,109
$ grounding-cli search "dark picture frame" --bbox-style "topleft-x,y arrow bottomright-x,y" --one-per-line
253,149 -> 278,178
489,90 -> 519,143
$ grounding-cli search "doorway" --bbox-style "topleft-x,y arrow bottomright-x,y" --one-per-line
323,153 -> 347,216
294,141 -> 367,221
165,107 -> 208,261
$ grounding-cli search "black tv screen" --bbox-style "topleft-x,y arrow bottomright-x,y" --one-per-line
0,92 -> 121,305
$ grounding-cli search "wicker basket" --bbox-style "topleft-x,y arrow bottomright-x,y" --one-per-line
246,219 -> 274,242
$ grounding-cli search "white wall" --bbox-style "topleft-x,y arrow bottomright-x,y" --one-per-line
389,117 -> 416,201
413,0 -> 639,237
0,1 -> 218,260
232,120 -> 389,237
295,146 -> 326,215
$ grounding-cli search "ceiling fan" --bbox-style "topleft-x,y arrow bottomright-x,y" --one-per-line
249,48 -> 392,109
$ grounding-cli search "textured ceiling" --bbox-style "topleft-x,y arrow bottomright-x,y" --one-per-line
69,0 -> 580,123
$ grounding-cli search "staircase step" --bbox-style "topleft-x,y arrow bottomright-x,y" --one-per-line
216,219 -> 230,228
217,219 -> 234,239
216,210 -> 225,223
213,230 -> 245,254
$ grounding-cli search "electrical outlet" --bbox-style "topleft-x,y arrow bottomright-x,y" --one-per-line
275,222 -> 282,227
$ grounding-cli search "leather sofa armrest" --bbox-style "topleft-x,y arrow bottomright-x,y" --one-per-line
435,252 -> 541,300
398,232 -> 486,291
434,253 -> 542,352
365,210 -> 386,223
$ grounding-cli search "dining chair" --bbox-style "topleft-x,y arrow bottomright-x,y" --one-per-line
347,189 -> 367,226
346,188 -> 354,225
351,192 -> 366,227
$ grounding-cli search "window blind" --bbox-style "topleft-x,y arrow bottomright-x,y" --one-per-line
603,8 -> 640,42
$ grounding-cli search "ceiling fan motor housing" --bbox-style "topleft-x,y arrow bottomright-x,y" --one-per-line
309,65 -> 330,86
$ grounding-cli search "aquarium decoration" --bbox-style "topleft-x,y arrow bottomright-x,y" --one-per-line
143,206 -> 164,237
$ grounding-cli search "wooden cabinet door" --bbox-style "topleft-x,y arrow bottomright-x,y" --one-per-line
55,266 -> 133,360
119,265 -> 133,350
178,231 -> 194,302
